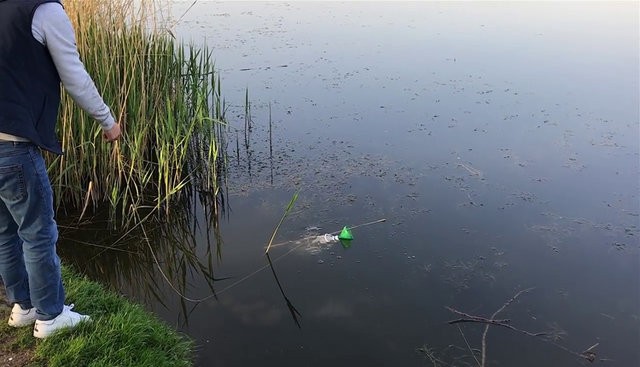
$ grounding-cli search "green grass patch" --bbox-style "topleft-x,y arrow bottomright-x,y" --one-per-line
1,267 -> 192,367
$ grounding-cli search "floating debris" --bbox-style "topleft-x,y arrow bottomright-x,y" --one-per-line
456,157 -> 484,180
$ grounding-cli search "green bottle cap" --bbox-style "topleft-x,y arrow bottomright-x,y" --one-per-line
338,226 -> 353,240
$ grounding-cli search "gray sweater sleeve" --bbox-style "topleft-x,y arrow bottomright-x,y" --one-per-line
32,3 -> 116,130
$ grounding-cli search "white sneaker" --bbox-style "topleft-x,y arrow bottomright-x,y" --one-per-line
33,304 -> 91,339
8,304 -> 37,327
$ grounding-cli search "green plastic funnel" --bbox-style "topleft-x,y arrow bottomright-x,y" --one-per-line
338,226 -> 353,240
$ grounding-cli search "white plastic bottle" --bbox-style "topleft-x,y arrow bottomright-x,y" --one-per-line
316,234 -> 339,244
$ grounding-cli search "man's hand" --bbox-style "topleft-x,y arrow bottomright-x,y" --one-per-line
103,123 -> 121,142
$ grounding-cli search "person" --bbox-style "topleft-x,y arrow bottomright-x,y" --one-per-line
0,0 -> 122,338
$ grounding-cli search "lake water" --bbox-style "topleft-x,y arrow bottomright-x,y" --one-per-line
60,2 -> 639,366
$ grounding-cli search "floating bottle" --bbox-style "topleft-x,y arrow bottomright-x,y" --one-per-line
315,234 -> 339,244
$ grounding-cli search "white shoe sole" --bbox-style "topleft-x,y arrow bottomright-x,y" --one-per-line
33,318 -> 91,338
8,315 -> 37,328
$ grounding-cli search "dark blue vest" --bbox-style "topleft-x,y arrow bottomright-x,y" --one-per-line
0,0 -> 63,154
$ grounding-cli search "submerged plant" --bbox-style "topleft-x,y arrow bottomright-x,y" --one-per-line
48,0 -> 226,228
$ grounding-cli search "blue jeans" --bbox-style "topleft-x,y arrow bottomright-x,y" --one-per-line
0,142 -> 64,321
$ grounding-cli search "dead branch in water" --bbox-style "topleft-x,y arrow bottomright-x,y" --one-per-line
446,288 -> 600,366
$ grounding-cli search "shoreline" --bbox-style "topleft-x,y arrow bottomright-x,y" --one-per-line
0,266 -> 193,366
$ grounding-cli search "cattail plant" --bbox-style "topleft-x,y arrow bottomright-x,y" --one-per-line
48,0 -> 226,228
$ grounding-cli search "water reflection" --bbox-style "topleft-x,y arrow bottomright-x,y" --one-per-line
58,191 -> 223,324
265,252 -> 302,328
58,186 -> 310,330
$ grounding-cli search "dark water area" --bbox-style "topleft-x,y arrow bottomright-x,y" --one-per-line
60,2 -> 638,366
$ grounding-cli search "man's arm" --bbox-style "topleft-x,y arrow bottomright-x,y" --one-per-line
32,2 -> 120,140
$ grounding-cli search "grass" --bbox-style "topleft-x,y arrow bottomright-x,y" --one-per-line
48,0 -> 226,228
0,266 -> 192,367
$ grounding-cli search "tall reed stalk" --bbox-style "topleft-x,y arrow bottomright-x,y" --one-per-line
48,0 -> 226,227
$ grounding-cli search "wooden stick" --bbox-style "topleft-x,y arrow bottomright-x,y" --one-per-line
446,287 -> 599,364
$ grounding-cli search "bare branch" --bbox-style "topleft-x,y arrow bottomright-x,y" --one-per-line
446,288 -> 600,365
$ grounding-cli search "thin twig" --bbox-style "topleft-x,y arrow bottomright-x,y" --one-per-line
457,325 -> 481,367
446,307 -> 510,324
264,190 -> 300,253
447,315 -> 548,338
481,287 -> 534,366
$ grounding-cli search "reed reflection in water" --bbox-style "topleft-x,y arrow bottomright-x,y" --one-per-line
58,190 -> 224,325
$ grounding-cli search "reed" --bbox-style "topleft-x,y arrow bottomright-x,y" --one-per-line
48,0 -> 226,227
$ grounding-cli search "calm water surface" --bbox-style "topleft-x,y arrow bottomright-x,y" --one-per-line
61,2 -> 638,366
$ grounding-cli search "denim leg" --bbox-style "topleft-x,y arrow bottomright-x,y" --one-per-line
0,143 -> 64,320
0,198 -> 32,309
